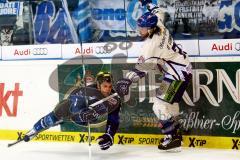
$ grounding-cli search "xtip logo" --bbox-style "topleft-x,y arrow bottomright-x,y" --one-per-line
118,135 -> 134,145
17,132 -> 24,140
232,139 -> 240,150
79,134 -> 95,143
0,83 -> 23,117
14,48 -> 48,56
189,137 -> 206,147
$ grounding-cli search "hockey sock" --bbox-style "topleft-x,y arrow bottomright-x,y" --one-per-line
33,111 -> 60,132
159,117 -> 180,135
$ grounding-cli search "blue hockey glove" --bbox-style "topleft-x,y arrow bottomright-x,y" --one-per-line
72,103 -> 107,123
97,133 -> 113,150
139,0 -> 152,6
116,78 -> 132,97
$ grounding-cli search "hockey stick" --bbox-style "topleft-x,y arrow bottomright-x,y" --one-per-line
89,92 -> 118,108
86,93 -> 118,159
7,132 -> 36,148
7,139 -> 23,148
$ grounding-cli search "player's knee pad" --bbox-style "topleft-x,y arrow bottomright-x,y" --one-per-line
158,117 -> 180,135
152,99 -> 179,120
54,99 -> 72,119
33,112 -> 60,132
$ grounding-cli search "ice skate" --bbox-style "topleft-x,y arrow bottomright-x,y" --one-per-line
23,129 -> 38,142
158,134 -> 182,152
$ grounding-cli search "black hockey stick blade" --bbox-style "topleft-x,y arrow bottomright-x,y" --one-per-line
7,138 -> 24,148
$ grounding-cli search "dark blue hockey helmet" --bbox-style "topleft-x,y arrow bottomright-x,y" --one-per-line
139,0 -> 152,6
137,12 -> 158,28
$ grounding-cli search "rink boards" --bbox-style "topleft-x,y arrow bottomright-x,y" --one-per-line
0,57 -> 239,150
0,129 -> 239,150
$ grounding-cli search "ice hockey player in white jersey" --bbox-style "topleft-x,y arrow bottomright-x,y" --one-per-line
116,0 -> 192,151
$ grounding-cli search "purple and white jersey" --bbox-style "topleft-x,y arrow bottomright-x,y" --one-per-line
129,9 -> 191,81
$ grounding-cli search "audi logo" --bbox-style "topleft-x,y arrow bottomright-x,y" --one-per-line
95,46 -> 112,54
235,42 -> 240,51
31,48 -> 48,55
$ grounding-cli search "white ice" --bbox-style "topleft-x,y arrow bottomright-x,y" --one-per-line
1,140 -> 240,160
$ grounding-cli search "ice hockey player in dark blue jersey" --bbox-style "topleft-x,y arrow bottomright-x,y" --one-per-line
23,71 -> 121,150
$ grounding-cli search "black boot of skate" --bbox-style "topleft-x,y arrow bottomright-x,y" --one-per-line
158,134 -> 182,151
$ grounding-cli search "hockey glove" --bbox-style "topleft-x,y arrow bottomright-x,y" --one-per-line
97,133 -> 113,150
116,78 -> 132,97
77,104 -> 107,122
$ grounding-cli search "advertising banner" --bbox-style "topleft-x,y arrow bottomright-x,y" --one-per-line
0,61 -> 60,130
32,0 -> 78,44
1,0 -> 240,45
89,0 -> 159,32
199,39 -> 240,56
90,0 -> 127,31
62,42 -> 128,59
0,1 -> 24,46
58,61 -> 240,137
0,39 -> 199,61
1,44 -> 62,60
0,57 -> 239,149
218,0 -> 240,38
175,39 -> 200,56
0,1 -> 23,16
0,129 -> 239,149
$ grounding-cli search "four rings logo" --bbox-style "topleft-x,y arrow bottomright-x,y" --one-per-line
95,46 -> 112,54
235,42 -> 240,51
32,48 -> 48,55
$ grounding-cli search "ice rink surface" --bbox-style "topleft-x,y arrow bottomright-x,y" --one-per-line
1,141 -> 240,160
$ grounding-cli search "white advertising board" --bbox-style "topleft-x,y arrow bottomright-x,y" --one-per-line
62,42 -> 128,59
175,39 -> 199,56
199,39 -> 240,56
1,44 -> 62,60
0,61 -> 60,130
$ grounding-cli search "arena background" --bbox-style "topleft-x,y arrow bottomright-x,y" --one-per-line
0,0 -> 240,151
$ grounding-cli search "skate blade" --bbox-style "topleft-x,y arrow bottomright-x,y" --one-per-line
166,147 -> 182,153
